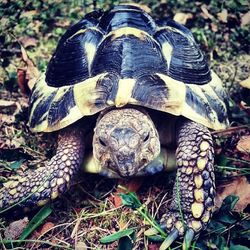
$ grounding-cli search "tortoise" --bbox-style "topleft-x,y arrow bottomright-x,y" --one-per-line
0,4 -> 229,249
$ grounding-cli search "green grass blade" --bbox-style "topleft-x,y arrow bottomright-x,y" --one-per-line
18,204 -> 52,241
100,228 -> 135,244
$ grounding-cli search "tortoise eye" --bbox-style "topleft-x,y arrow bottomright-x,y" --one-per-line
99,137 -> 107,147
143,132 -> 150,142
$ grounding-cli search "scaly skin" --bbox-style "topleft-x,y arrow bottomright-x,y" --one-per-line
0,127 -> 84,210
159,120 -> 215,249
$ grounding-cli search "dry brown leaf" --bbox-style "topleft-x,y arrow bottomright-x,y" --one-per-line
20,37 -> 38,48
4,217 -> 29,240
18,45 -> 39,95
34,222 -> 55,238
215,176 -> 250,212
241,11 -> 250,27
20,10 -> 37,18
239,76 -> 250,89
173,12 -> 193,25
236,135 -> 250,153
111,178 -> 144,207
17,68 -> 30,94
200,4 -> 214,20
217,9 -> 228,23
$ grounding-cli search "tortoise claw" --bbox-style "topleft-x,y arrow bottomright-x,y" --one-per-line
183,229 -> 195,250
159,228 -> 179,250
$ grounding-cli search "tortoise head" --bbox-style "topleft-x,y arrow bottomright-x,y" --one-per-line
93,108 -> 160,177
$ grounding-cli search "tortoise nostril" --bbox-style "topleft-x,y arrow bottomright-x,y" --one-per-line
141,158 -> 148,165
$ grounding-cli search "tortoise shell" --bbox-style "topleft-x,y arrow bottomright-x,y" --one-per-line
29,4 -> 229,132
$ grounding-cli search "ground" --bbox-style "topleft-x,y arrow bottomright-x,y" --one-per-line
0,0 -> 250,249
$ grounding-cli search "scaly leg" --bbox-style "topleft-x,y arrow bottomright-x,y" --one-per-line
0,126 -> 84,210
160,120 -> 215,249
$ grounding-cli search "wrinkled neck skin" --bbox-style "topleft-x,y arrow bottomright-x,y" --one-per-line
93,107 -> 161,178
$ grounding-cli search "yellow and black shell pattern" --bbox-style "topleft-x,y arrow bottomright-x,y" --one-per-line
29,4 -> 229,132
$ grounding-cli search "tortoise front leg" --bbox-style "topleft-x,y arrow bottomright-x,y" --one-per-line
0,126 -> 84,210
161,120 -> 215,249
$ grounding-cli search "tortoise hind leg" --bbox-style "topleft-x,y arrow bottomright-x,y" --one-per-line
0,126 -> 84,210
160,120 -> 215,249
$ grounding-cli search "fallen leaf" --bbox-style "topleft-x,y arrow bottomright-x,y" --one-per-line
236,135 -> 250,153
17,45 -> 40,95
239,76 -> 250,89
173,12 -> 193,25
20,10 -> 37,19
215,176 -> 250,212
34,222 -> 55,237
200,4 -> 214,20
20,37 -> 38,48
217,9 -> 228,23
17,68 -> 30,94
112,178 -> 144,207
4,217 -> 29,240
241,11 -> 250,27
